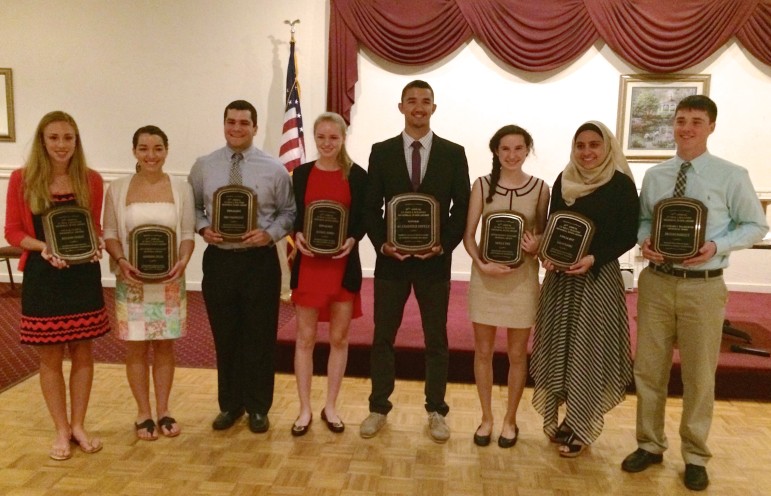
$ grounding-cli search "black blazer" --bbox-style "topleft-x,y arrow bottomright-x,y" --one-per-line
364,133 -> 470,281
290,161 -> 368,292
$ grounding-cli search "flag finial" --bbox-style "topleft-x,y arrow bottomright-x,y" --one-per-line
284,19 -> 300,41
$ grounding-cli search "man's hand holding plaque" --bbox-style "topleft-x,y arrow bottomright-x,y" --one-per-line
386,193 -> 441,258
650,197 -> 707,263
538,211 -> 595,272
42,206 -> 99,265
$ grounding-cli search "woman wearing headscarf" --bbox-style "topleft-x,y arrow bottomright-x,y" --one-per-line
530,121 -> 639,457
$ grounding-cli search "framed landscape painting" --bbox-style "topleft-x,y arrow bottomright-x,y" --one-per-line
616,74 -> 710,161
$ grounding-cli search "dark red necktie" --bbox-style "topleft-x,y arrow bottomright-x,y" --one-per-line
411,141 -> 421,191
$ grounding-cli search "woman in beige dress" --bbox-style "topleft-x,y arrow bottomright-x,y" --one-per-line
463,125 -> 549,448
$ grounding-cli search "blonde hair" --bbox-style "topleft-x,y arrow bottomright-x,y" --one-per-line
313,112 -> 353,178
24,111 -> 91,213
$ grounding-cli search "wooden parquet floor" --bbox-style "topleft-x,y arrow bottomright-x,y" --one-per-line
1,364 -> 770,495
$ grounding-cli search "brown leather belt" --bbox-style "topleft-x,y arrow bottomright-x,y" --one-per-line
650,264 -> 723,279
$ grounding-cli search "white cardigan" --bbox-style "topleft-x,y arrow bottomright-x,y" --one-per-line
103,174 -> 196,274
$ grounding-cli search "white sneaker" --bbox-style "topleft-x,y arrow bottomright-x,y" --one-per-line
359,412 -> 387,438
427,412 -> 450,443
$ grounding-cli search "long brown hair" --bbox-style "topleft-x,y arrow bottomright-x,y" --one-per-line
313,112 -> 353,178
23,111 -> 91,213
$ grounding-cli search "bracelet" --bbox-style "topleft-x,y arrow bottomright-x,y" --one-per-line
116,256 -> 127,264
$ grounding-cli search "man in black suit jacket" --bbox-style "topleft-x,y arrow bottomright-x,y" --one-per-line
360,80 -> 470,443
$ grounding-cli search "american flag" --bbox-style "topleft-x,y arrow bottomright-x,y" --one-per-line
279,39 -> 306,172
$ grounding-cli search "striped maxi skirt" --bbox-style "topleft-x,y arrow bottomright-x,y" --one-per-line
530,260 -> 632,445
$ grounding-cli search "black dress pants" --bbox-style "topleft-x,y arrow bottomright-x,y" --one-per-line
202,245 -> 280,415
368,276 -> 451,416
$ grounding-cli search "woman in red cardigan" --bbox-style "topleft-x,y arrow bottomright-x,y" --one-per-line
4,111 -> 109,461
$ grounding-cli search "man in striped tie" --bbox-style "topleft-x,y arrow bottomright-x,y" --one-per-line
624,95 -> 767,491
188,100 -> 296,435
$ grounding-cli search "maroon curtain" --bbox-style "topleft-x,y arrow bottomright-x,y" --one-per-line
328,0 -> 770,123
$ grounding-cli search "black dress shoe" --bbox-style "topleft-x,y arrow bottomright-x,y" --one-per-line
291,415 -> 312,437
212,408 -> 245,430
473,425 -> 491,447
497,426 -> 519,448
684,464 -> 709,491
248,413 -> 270,433
321,408 -> 345,433
621,448 -> 663,473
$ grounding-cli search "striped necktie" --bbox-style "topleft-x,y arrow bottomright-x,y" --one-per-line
658,161 -> 692,273
673,161 -> 691,198
229,152 -> 243,185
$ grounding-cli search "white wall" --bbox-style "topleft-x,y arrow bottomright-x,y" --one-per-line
1,1 -> 769,291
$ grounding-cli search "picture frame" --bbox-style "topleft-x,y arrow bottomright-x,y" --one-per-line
616,74 -> 710,162
1,68 -> 15,142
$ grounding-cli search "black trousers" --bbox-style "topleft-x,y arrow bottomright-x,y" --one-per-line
202,245 -> 280,415
369,276 -> 451,416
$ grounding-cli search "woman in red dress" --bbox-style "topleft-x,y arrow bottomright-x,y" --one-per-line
289,112 -> 368,435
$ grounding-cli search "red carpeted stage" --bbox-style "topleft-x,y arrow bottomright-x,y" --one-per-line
1,280 -> 770,401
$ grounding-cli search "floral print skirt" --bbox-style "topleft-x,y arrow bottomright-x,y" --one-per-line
115,274 -> 187,341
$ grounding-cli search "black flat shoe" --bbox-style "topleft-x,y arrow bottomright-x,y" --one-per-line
291,415 -> 312,437
473,425 -> 491,447
212,408 -> 245,431
684,464 -> 709,491
248,412 -> 270,433
497,426 -> 519,448
321,408 -> 345,433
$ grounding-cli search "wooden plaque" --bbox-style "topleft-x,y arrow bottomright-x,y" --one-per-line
480,210 -> 525,267
42,206 -> 98,264
651,197 -> 707,262
387,193 -> 440,255
539,211 -> 595,271
212,185 -> 257,241
303,200 -> 348,256
130,225 -> 177,281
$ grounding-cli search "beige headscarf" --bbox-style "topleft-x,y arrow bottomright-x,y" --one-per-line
560,121 -> 634,206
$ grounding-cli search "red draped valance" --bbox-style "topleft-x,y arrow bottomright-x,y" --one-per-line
328,0 -> 771,123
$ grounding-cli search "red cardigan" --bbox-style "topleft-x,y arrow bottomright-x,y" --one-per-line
4,168 -> 104,271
